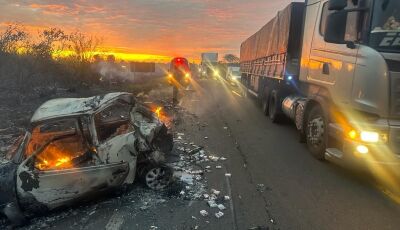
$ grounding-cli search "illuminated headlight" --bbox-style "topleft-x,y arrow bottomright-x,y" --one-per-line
360,131 -> 380,143
214,70 -> 219,76
356,145 -> 369,154
168,73 -> 173,78
185,73 -> 191,78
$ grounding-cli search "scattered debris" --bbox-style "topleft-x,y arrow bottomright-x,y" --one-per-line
208,200 -> 218,208
224,196 -> 231,201
211,189 -> 221,196
257,184 -> 266,193
200,210 -> 209,217
217,204 -> 226,210
215,211 -> 224,218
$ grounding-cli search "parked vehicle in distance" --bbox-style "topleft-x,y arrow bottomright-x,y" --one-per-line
200,52 -> 219,78
0,93 -> 173,225
168,57 -> 192,103
240,0 -> 400,176
226,66 -> 241,84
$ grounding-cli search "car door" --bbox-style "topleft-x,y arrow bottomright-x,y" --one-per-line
16,121 -> 129,210
310,0 -> 359,104
93,100 -> 138,185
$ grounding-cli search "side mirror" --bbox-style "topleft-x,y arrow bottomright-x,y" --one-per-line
324,11 -> 348,44
328,0 -> 347,10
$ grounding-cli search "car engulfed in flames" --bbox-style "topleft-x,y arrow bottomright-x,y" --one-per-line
0,92 -> 173,225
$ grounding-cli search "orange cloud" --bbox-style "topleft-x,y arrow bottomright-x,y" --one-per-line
1,0 -> 301,61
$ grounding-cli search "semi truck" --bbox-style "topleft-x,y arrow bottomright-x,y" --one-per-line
200,52 -> 219,78
240,0 -> 400,174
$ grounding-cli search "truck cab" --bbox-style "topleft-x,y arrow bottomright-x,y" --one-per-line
294,0 -> 400,188
240,0 -> 400,184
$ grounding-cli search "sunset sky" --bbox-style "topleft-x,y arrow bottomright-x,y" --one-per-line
0,0 -> 300,62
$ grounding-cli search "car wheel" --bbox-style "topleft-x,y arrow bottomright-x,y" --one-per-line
141,164 -> 173,190
306,105 -> 326,160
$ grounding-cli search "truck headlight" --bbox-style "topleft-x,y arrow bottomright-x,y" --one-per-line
360,131 -> 380,143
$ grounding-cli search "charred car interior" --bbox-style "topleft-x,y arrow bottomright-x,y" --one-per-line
0,92 -> 174,225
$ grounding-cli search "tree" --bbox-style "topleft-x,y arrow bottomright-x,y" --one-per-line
223,54 -> 240,64
0,24 -> 28,54
29,28 -> 68,59
68,31 -> 101,63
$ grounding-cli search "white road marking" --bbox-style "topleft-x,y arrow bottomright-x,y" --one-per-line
105,211 -> 125,230
225,168 -> 238,230
231,90 -> 242,98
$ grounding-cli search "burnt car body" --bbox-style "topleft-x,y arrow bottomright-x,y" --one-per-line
0,92 -> 173,224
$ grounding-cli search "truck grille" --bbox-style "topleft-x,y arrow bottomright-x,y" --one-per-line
391,73 -> 400,117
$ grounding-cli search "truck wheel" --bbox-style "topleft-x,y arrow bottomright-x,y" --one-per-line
268,92 -> 283,123
306,105 -> 326,160
262,98 -> 269,116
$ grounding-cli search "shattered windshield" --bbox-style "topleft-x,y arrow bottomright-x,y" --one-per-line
369,0 -> 400,52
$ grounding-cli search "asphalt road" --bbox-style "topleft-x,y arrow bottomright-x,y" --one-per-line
177,78 -> 400,230
3,78 -> 400,230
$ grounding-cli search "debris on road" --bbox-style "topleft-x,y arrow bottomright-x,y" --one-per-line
257,184 -> 266,193
215,211 -> 224,218
211,189 -> 221,196
208,200 -> 218,208
200,210 -> 209,217
217,204 -> 226,210
225,173 -> 232,177
216,165 -> 222,169
224,196 -> 231,201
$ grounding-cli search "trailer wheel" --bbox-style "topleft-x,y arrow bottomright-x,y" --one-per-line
306,105 -> 326,160
262,98 -> 269,116
268,92 -> 283,123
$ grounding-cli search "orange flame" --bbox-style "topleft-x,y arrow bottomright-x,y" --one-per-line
155,107 -> 162,118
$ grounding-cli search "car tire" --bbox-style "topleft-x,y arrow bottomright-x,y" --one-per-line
139,163 -> 173,190
306,105 -> 326,161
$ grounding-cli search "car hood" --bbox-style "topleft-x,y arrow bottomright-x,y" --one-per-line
0,161 -> 19,207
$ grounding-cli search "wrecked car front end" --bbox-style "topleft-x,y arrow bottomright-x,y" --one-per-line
0,92 -> 174,225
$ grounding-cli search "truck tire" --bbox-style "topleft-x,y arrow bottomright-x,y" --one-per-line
268,92 -> 283,123
306,105 -> 326,160
262,98 -> 269,116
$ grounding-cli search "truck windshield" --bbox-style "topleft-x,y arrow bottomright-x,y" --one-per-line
369,0 -> 400,53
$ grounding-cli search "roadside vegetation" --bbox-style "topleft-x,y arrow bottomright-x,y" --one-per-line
0,24 -> 102,99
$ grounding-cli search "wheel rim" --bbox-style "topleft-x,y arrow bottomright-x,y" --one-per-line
145,167 -> 171,190
307,116 -> 325,148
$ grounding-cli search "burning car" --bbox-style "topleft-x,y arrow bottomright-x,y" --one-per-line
0,92 -> 173,225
